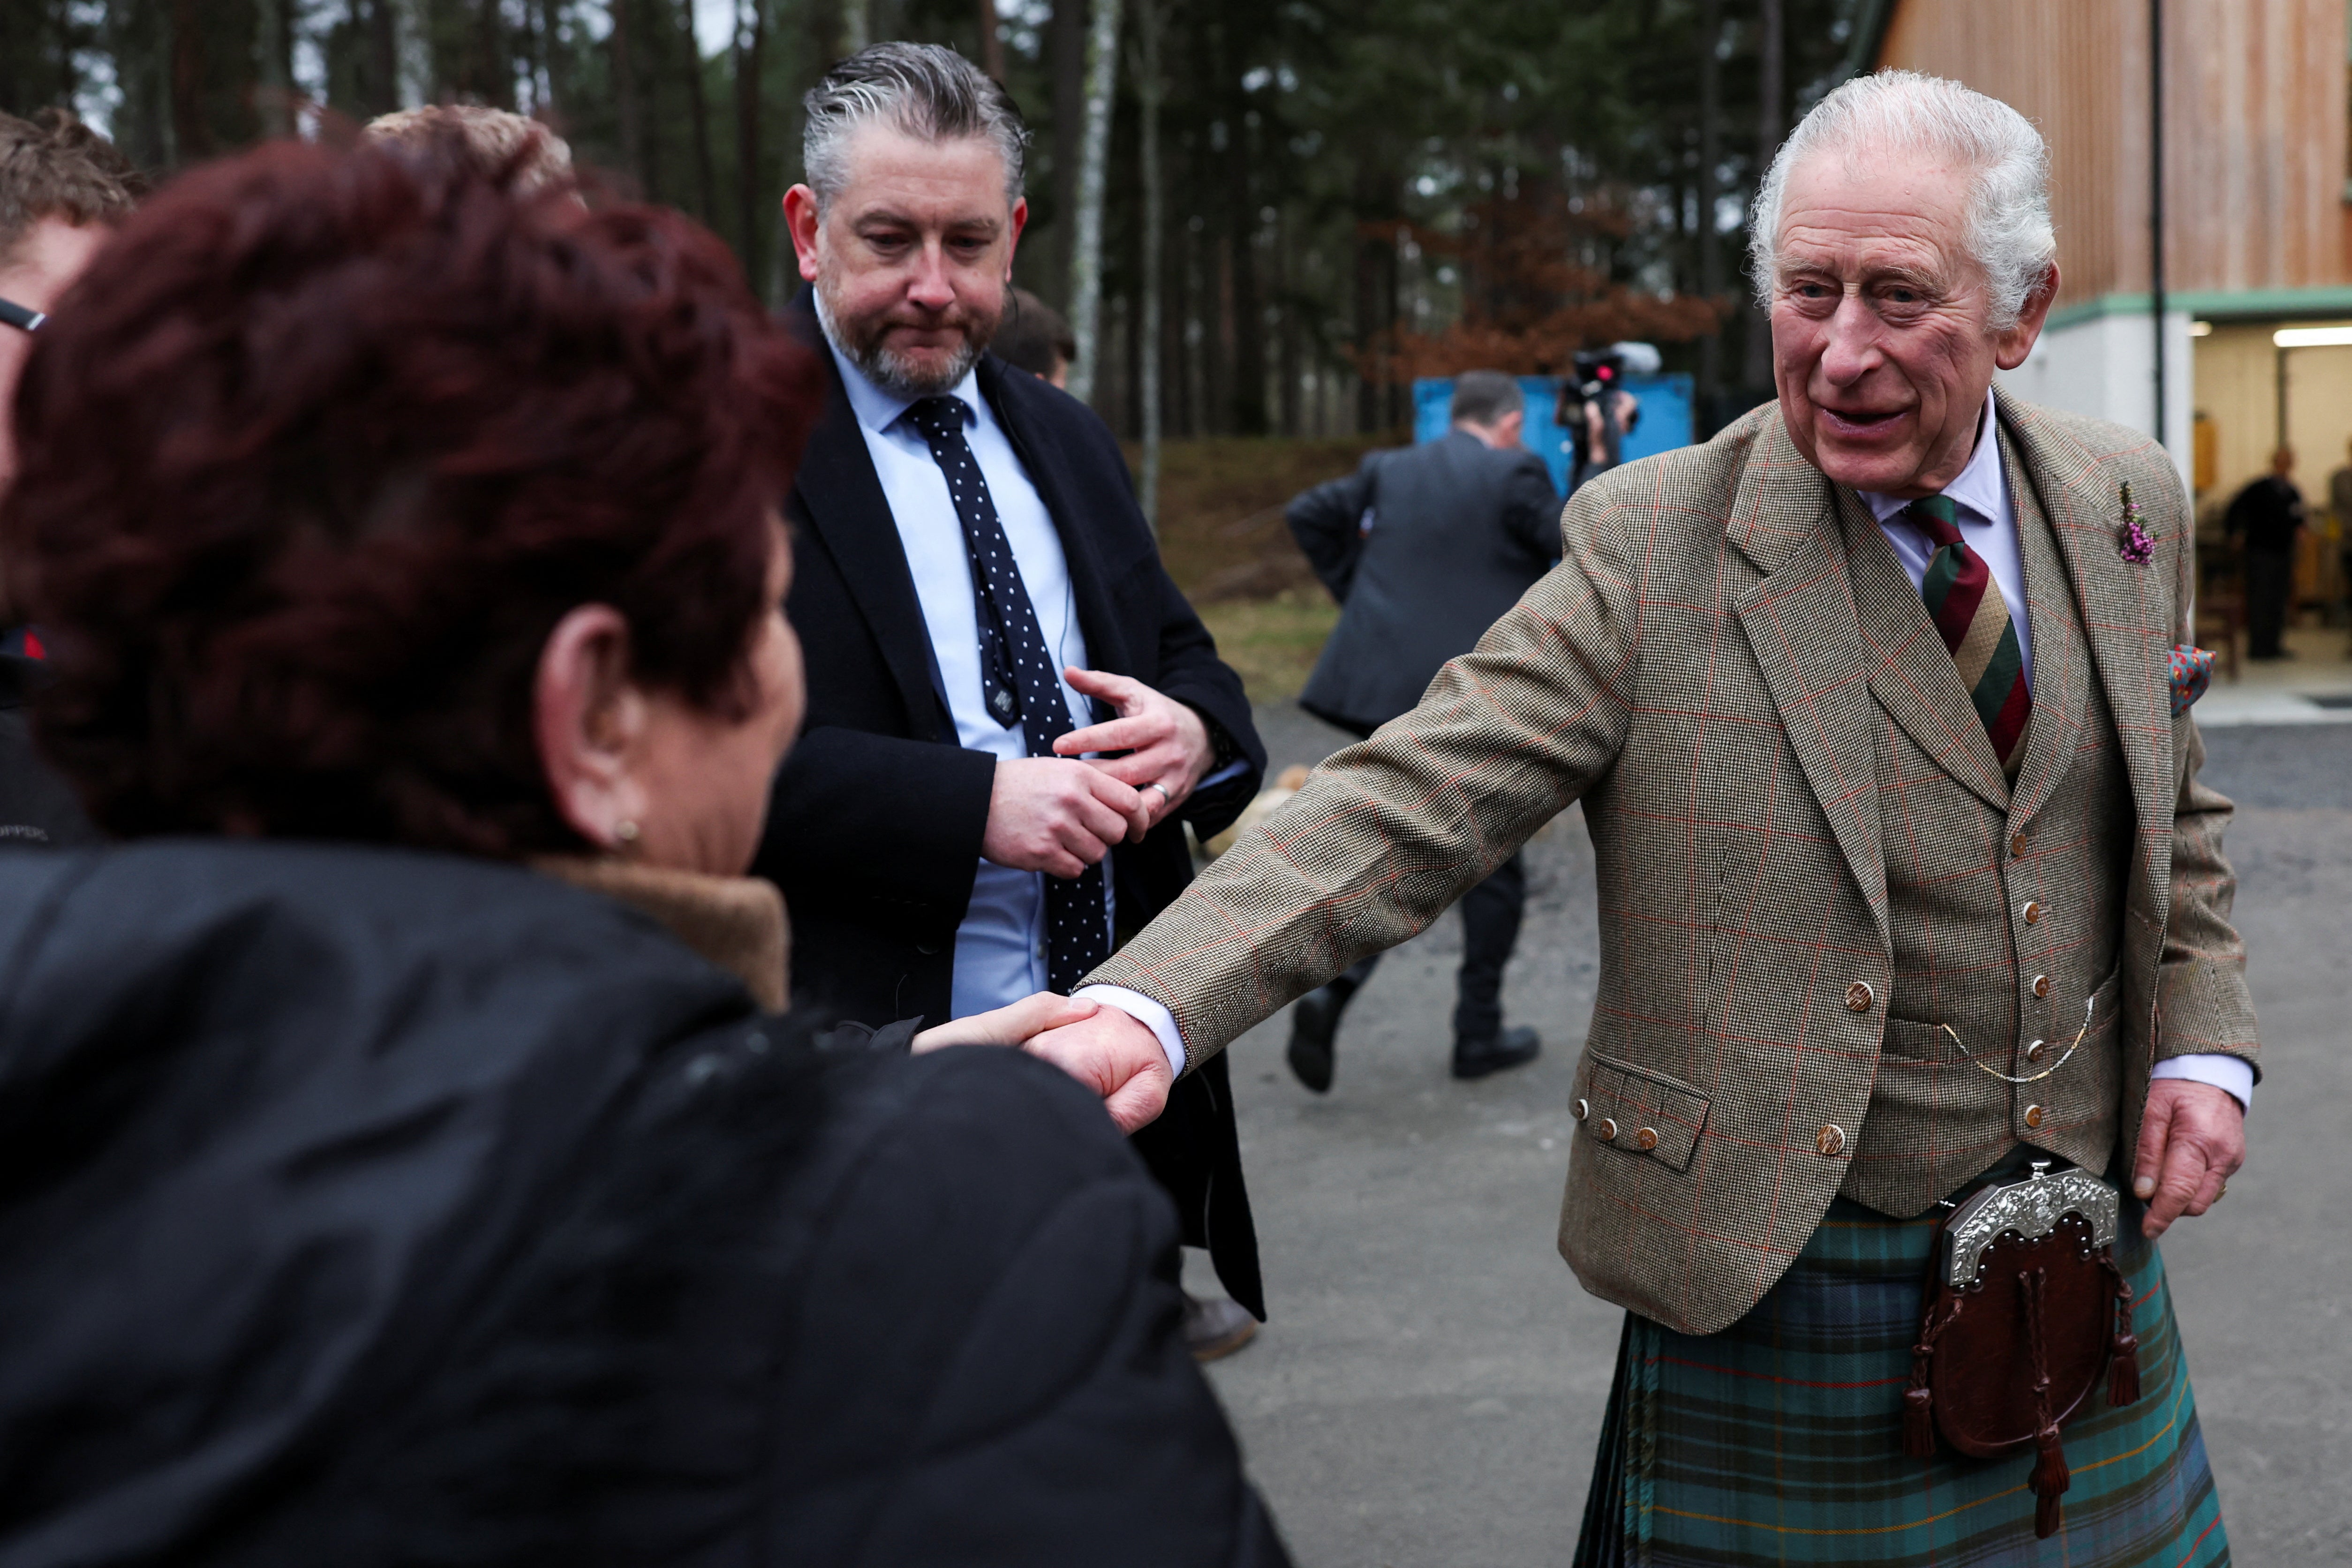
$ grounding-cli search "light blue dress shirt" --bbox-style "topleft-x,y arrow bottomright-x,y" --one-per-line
824,334 -> 1113,1023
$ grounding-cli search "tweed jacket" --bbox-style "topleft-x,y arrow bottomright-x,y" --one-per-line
1086,393 -> 2258,1335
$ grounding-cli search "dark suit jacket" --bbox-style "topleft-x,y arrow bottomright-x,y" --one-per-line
1290,429 -> 1561,735
756,292 -> 1269,1315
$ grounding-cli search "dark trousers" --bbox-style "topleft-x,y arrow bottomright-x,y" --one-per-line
2245,547 -> 2293,656
1333,851 -> 1527,1042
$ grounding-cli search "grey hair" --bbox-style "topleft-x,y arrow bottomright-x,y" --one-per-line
1748,70 -> 2056,331
803,42 -> 1030,210
1449,370 -> 1524,427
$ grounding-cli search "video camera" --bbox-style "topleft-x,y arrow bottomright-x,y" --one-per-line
1555,341 -> 1659,485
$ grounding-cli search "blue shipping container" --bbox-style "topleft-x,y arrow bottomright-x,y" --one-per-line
1412,373 -> 1695,495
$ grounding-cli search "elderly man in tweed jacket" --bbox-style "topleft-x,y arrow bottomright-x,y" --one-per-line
1003,71 -> 2254,1565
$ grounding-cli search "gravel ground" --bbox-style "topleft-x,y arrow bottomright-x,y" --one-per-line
1185,710 -> 2352,1567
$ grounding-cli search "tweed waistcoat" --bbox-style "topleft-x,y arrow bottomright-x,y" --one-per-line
1086,396 -> 2258,1335
1834,431 -> 2136,1217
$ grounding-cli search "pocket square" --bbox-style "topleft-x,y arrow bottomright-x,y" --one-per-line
2169,644 -> 2214,717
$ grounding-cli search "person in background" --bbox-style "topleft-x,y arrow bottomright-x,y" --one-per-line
1281,369 -> 1561,1089
0,139 -> 1289,1566
2224,445 -> 2303,659
2328,435 -> 2352,638
0,108 -> 138,848
760,43 -> 1270,1363
993,286 -> 1075,387
360,101 -> 575,190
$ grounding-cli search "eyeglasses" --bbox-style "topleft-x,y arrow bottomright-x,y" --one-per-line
0,296 -> 45,333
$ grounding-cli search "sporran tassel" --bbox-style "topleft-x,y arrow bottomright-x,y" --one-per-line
1902,1385 -> 1936,1459
2029,1424 -> 2071,1539
2108,1330 -> 2141,1406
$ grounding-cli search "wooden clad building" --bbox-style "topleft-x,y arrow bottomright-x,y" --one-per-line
1862,0 -> 2352,526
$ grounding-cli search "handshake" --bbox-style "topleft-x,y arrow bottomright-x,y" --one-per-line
913,993 -> 1176,1132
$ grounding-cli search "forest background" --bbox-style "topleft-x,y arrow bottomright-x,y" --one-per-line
0,0 -> 1874,695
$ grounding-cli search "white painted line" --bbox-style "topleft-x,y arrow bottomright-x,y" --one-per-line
2193,687 -> 2352,727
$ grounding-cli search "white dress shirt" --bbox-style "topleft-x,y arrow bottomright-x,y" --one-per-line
824,333 -> 1115,1025
1094,396 -> 2250,1108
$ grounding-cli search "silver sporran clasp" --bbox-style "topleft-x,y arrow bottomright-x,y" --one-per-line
1942,1161 -> 2120,1288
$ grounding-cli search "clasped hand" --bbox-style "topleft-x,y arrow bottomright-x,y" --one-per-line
979,667 -> 1213,879
912,992 -> 1174,1132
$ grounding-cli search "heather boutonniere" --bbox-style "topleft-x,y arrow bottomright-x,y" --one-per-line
2118,481 -> 2153,564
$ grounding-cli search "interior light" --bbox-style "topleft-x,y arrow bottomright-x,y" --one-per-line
2271,325 -> 2352,347
2188,320 -> 2212,337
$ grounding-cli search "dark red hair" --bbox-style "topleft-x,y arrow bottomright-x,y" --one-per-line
2,137 -> 817,855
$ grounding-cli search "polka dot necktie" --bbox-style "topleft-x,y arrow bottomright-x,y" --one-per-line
1904,494 -> 2032,778
904,395 -> 1110,992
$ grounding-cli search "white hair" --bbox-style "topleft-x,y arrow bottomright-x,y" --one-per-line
1748,70 -> 2055,330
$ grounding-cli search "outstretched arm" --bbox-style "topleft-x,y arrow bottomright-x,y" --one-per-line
1036,479 -> 1647,1123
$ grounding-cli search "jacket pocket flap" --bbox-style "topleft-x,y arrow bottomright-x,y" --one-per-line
1583,1054 -> 1711,1172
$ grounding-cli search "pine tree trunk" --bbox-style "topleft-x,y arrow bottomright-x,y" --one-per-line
1696,0 -> 1721,430
1048,0 -> 1085,301
1134,0 -> 1162,528
977,0 -> 1004,80
1745,0 -> 1784,394
675,0 -> 716,223
536,0 -> 568,116
1063,0 -> 1120,403
611,0 -> 646,193
734,0 -> 767,281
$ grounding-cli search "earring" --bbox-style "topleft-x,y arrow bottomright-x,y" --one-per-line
612,819 -> 640,846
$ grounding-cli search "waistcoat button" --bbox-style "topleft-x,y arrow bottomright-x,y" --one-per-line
2023,1104 -> 2046,1130
2021,900 -> 2043,924
2033,974 -> 2052,998
1572,1098 -> 1590,1121
1845,981 -> 1875,1012
1595,1117 -> 1619,1142
2026,1039 -> 2047,1063
1816,1123 -> 1847,1157
1635,1126 -> 1660,1151
2012,832 -> 2029,859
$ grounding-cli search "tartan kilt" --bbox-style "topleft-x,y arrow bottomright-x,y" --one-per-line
1573,1192 -> 2228,1568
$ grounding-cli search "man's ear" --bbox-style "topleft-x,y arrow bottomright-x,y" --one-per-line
534,604 -> 652,851
1995,261 -> 2061,372
784,184 -> 823,284
1004,194 -> 1028,273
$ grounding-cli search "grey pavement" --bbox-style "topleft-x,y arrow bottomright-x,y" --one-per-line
1185,705 -> 2352,1567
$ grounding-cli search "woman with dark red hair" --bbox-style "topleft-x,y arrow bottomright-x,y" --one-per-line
0,139 -> 1286,1566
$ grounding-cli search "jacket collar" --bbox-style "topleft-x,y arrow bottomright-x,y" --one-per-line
1725,393 -> 2175,944
533,856 -> 790,1011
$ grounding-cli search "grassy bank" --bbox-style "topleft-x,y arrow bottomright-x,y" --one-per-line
1124,435 -> 1385,703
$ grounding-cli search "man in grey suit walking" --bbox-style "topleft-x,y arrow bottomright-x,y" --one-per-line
1280,371 -> 1561,1088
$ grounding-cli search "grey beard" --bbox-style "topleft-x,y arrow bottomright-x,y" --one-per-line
816,287 -> 990,400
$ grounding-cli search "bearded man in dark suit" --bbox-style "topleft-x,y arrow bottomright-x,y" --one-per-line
752,43 -> 1267,1358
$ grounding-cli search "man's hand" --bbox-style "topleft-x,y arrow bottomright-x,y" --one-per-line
982,756 -> 1150,877
1023,1005 -> 1174,1133
911,992 -> 1100,1053
1054,668 -> 1215,832
2132,1078 -> 2246,1238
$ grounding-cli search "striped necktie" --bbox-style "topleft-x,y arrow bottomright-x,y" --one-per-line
1904,494 -> 2031,778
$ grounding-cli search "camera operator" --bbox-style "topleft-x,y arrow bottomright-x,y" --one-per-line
1554,340 -> 1658,490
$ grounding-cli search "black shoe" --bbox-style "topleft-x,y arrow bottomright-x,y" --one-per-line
1452,1025 -> 1541,1080
1287,983 -> 1350,1093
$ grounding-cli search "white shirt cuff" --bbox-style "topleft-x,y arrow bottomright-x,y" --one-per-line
1074,984 -> 1188,1076
2151,1052 -> 2254,1113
